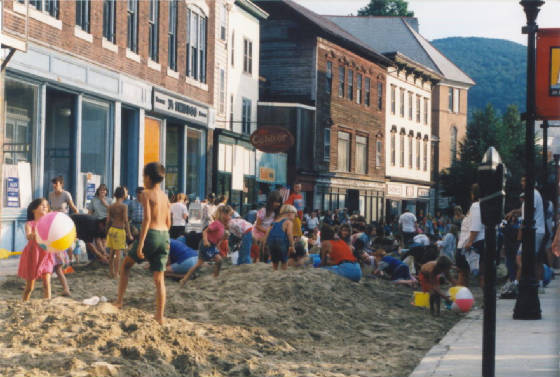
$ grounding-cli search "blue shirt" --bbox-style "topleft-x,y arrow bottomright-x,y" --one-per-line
128,199 -> 143,224
169,239 -> 198,264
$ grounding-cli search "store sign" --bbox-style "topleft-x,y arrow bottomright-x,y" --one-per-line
6,177 -> 19,208
153,89 -> 208,124
417,188 -> 430,198
250,126 -> 294,153
387,183 -> 403,197
259,167 -> 275,182
536,29 -> 560,120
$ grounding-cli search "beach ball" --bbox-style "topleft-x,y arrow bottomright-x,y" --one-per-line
451,287 -> 474,313
36,212 -> 76,253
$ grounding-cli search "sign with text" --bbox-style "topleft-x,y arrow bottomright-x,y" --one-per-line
152,89 -> 209,125
6,177 -> 19,208
259,167 -> 275,182
536,28 -> 560,120
250,126 -> 294,153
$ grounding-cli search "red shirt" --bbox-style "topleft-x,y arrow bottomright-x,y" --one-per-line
285,193 -> 304,219
328,240 -> 356,265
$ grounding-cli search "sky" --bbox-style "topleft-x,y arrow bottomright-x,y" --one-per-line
293,0 -> 560,46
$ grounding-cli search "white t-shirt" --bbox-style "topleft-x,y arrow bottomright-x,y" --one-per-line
307,217 -> 320,230
170,202 -> 188,227
468,202 -> 485,242
521,189 -> 546,234
399,212 -> 417,233
413,234 -> 430,246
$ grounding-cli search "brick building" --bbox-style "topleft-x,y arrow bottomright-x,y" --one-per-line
0,0 -> 216,250
327,16 -> 475,213
256,0 -> 392,222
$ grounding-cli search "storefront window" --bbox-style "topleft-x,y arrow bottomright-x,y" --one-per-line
44,89 -> 76,196
81,100 -> 109,185
165,125 -> 182,195
186,128 -> 203,198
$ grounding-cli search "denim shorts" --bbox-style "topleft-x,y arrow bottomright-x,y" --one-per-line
170,256 -> 198,274
268,239 -> 289,264
199,244 -> 219,262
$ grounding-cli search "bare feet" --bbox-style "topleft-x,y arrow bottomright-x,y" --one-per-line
178,278 -> 187,288
154,315 -> 164,325
61,291 -> 71,297
112,301 -> 123,309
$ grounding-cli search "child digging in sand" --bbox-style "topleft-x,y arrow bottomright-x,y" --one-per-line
372,249 -> 417,287
263,204 -> 296,271
419,256 -> 456,316
18,198 -> 54,301
114,162 -> 171,325
179,205 -> 233,285
106,186 -> 133,278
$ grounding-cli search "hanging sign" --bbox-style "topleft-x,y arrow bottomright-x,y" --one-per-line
250,126 -> 294,153
536,28 -> 560,120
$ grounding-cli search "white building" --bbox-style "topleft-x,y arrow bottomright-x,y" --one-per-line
213,0 -> 268,215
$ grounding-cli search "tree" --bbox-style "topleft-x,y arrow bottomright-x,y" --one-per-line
440,104 -> 536,213
357,0 -> 414,17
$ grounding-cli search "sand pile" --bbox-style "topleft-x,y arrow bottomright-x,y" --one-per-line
0,262 -> 464,377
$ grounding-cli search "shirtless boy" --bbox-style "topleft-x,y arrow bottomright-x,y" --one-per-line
106,186 -> 133,278
114,163 -> 171,324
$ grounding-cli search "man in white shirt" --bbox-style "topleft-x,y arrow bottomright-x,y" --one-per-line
413,233 -> 430,246
399,209 -> 417,246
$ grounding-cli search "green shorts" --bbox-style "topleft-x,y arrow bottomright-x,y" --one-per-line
128,229 -> 170,272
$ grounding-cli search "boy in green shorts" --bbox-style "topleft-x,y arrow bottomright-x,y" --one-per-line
114,162 -> 171,325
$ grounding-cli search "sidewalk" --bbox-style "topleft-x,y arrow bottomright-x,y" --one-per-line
410,278 -> 560,377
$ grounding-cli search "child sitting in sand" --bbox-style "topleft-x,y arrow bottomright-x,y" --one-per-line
319,224 -> 362,282
106,186 -> 133,278
264,204 -> 296,271
373,249 -> 417,287
18,198 -> 54,301
114,162 -> 171,325
179,205 -> 233,285
419,256 -> 456,316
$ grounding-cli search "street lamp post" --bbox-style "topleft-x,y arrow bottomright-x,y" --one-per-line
513,0 -> 544,320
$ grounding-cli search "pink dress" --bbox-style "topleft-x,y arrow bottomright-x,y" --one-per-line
17,221 -> 55,280
252,208 -> 276,241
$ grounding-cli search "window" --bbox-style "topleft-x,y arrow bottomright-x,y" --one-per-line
168,0 -> 177,70
414,96 -> 419,123
220,4 -> 227,41
149,0 -> 159,62
399,88 -> 405,117
408,91 -> 413,120
338,67 -> 345,98
76,0 -> 90,32
399,131 -> 405,167
391,85 -> 396,114
390,130 -> 396,166
457,90 -> 461,113
424,98 -> 429,125
29,0 -> 59,18
416,136 -> 421,170
103,0 -> 116,43
356,74 -> 362,104
324,128 -> 331,161
423,138 -> 428,171
231,31 -> 235,66
408,133 -> 413,168
365,77 -> 371,106
454,89 -> 460,113
376,140 -> 382,169
348,70 -> 354,101
326,61 -> 332,94
337,132 -> 350,172
229,95 -> 234,130
187,8 -> 207,83
243,39 -> 253,74
242,98 -> 251,134
127,0 -> 138,53
219,69 -> 225,114
356,136 -> 367,174
377,81 -> 383,110
450,126 -> 458,163
448,87 -> 453,111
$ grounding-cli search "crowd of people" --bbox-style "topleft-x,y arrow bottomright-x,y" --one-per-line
16,162 -> 558,323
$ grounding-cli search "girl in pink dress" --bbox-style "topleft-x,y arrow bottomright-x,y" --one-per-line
18,198 -> 55,301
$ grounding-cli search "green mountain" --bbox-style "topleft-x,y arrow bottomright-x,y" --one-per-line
431,37 -> 526,117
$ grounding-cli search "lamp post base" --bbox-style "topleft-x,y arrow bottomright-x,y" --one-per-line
513,278 -> 541,319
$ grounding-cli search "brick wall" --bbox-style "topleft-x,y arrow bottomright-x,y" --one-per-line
315,37 -> 386,182
4,0 -> 215,106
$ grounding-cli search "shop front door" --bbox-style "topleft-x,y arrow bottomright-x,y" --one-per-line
346,189 -> 359,214
144,117 -> 161,165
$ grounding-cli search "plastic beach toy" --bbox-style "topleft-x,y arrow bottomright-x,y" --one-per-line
36,212 -> 76,253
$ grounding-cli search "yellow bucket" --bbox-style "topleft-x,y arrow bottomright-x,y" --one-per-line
412,291 -> 430,308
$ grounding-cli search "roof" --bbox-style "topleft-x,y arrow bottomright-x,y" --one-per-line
235,0 -> 269,20
254,0 -> 394,67
325,16 -> 475,86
